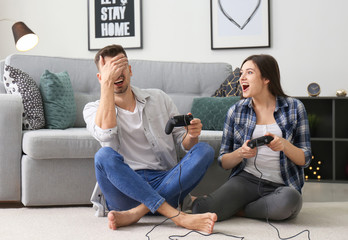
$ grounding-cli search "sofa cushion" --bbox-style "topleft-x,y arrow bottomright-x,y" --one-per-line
191,96 -> 240,131
213,67 -> 242,97
176,130 -> 223,159
40,70 -> 76,129
129,60 -> 233,114
74,92 -> 100,127
22,128 -> 101,159
21,155 -> 96,206
2,54 -> 101,130
199,130 -> 224,158
2,65 -> 45,130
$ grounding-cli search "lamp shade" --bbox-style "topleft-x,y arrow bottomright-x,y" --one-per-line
12,21 -> 39,51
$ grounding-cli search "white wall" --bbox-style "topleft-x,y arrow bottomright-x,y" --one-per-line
1,0 -> 347,97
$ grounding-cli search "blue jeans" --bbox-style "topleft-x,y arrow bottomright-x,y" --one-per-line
94,142 -> 214,213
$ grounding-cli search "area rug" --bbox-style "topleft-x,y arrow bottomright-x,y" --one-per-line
0,202 -> 347,240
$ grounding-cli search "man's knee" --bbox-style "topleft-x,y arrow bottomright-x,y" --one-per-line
95,147 -> 123,167
194,142 -> 215,163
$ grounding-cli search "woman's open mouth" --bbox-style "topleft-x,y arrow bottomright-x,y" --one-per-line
241,83 -> 249,91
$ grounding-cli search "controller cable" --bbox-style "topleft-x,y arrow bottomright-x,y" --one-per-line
145,121 -> 189,240
253,142 -> 311,240
145,119 -> 244,240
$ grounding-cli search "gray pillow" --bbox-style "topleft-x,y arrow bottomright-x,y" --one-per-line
40,70 -> 76,129
3,65 -> 45,130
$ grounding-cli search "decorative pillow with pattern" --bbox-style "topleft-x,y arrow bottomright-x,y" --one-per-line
40,70 -> 76,129
191,96 -> 240,131
212,67 -> 242,97
3,65 -> 45,130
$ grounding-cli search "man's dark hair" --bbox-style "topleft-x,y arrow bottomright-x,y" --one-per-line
241,54 -> 288,97
94,44 -> 127,69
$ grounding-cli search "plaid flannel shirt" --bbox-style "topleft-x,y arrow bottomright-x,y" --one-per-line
218,96 -> 312,193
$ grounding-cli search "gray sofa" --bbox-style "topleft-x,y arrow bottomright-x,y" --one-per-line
0,54 -> 233,206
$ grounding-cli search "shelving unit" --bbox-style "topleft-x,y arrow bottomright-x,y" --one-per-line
297,97 -> 348,182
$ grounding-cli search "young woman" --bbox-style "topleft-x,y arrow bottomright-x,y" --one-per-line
192,54 -> 312,221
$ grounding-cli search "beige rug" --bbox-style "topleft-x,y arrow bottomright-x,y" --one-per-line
0,202 -> 347,240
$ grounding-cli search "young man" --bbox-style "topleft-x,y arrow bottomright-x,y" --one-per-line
83,44 -> 217,233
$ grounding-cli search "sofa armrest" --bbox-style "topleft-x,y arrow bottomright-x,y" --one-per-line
0,94 -> 22,201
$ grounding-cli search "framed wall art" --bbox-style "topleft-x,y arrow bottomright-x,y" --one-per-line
211,0 -> 270,49
88,0 -> 142,50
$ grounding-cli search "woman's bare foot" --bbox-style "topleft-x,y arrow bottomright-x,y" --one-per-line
172,211 -> 217,234
107,210 -> 142,230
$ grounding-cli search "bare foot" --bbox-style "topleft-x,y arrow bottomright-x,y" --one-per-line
173,212 -> 217,234
107,210 -> 142,230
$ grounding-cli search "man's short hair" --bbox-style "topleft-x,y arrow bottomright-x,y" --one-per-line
94,44 -> 127,69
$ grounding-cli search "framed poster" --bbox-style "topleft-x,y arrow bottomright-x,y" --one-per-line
88,0 -> 142,50
211,0 -> 270,49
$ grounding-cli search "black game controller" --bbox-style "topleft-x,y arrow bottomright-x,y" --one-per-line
165,115 -> 193,135
247,136 -> 274,149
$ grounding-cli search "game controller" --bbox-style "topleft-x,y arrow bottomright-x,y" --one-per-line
247,136 -> 274,149
165,114 -> 193,135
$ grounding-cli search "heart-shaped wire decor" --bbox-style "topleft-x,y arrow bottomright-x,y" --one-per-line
218,0 -> 261,30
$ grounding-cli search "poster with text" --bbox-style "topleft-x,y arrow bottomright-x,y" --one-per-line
88,0 -> 142,50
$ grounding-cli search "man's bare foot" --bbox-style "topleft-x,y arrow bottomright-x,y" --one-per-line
172,211 -> 217,234
107,210 -> 142,230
